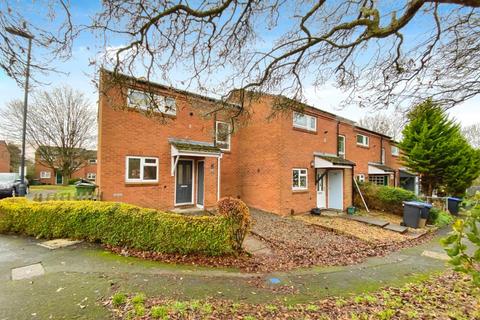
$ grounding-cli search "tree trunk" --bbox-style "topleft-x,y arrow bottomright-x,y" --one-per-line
62,174 -> 70,186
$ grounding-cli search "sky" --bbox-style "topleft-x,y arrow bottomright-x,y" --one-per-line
0,1 -> 478,146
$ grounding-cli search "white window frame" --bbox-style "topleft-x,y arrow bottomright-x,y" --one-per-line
125,156 -> 159,183
40,171 -> 51,179
338,135 -> 346,159
87,173 -> 96,180
127,88 -> 177,116
293,111 -> 317,132
356,134 -> 369,147
391,145 -> 400,156
215,121 -> 231,151
292,168 -> 308,190
356,174 -> 365,183
88,159 -> 97,164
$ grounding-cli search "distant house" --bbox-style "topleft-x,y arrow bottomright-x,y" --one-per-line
34,148 -> 97,184
0,141 -> 10,173
97,70 -> 407,215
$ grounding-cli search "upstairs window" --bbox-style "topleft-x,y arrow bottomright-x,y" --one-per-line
356,134 -> 369,147
216,121 -> 231,151
391,145 -> 400,156
356,174 -> 365,183
87,173 -> 96,180
338,135 -> 346,159
292,168 -> 308,190
126,156 -> 158,183
88,159 -> 97,164
293,111 -> 316,132
127,89 -> 176,116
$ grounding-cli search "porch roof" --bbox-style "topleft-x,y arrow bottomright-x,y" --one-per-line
314,153 -> 355,168
368,162 -> 395,174
169,138 -> 222,155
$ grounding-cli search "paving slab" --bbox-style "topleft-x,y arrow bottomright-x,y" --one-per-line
347,215 -> 390,227
243,236 -> 272,255
384,224 -> 408,234
37,239 -> 83,250
421,250 -> 450,261
11,262 -> 45,280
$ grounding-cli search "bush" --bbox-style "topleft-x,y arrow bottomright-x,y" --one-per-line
428,207 -> 454,227
354,182 -> 418,215
217,197 -> 251,251
68,178 -> 81,185
0,198 -> 246,256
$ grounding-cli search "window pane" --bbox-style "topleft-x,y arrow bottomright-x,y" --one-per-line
292,170 -> 299,187
144,158 -> 156,164
128,158 -> 141,179
143,165 -> 157,180
309,116 -> 316,130
338,136 -> 345,152
217,122 -> 229,141
299,175 -> 307,187
357,135 -> 363,144
165,97 -> 176,115
293,112 -> 307,127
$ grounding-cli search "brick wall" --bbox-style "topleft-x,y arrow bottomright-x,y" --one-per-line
0,141 -> 10,173
98,71 -> 230,210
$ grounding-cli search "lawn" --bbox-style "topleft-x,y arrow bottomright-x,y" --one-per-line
29,185 -> 76,197
107,271 -> 479,319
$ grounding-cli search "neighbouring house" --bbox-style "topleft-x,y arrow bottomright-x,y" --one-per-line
98,70 -> 404,215
35,148 -> 97,184
0,141 -> 10,173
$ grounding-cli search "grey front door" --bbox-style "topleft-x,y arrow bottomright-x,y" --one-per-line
197,161 -> 204,206
176,160 -> 193,204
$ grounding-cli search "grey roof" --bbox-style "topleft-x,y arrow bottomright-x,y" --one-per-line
369,162 -> 395,172
169,138 -> 221,153
315,153 -> 356,166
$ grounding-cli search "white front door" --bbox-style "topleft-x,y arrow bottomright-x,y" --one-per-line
316,169 -> 327,208
328,170 -> 343,210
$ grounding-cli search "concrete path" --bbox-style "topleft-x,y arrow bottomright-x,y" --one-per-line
0,229 -> 451,319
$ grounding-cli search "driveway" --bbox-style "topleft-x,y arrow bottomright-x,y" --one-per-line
0,228 -> 452,319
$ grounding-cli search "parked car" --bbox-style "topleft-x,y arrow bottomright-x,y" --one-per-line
0,173 -> 29,198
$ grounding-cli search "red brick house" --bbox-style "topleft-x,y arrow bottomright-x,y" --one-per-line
98,70 -> 404,215
35,149 -> 97,185
0,141 -> 10,173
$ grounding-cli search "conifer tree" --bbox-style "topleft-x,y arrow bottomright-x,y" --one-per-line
400,99 -> 480,196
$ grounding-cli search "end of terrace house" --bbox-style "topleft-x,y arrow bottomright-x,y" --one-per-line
97,70 -> 416,216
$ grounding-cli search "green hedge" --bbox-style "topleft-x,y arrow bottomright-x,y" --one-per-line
0,198 -> 240,256
354,182 -> 418,215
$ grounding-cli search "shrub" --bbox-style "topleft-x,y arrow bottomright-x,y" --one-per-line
354,183 -> 417,215
217,197 -> 251,251
428,207 -> 454,227
0,198 -> 243,256
68,178 -> 81,185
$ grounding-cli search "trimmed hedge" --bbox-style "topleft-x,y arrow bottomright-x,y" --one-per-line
354,182 -> 418,215
0,198 -> 247,256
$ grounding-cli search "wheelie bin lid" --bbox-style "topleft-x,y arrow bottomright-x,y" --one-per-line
403,201 -> 433,208
448,197 -> 462,202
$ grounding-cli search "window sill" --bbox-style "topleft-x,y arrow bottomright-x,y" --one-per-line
125,106 -> 177,119
292,127 -> 317,135
292,189 -> 309,194
125,182 -> 159,186
356,144 -> 369,149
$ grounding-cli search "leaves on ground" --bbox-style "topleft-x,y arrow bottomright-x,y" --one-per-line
107,271 -> 480,319
107,210 -> 433,273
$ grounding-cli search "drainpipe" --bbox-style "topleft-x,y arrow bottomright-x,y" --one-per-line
336,121 -> 340,156
380,137 -> 383,163
351,165 -> 355,208
213,113 -> 217,147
